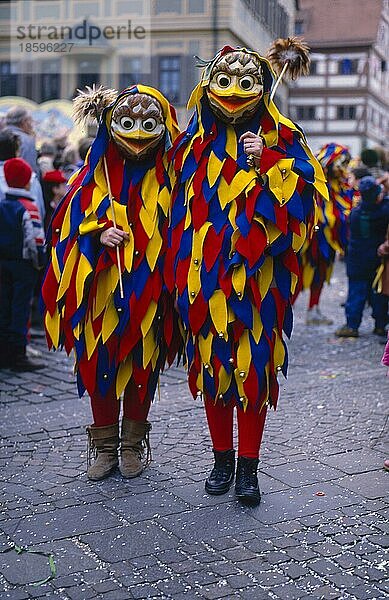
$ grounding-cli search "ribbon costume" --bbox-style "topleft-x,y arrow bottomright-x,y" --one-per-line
42,85 -> 182,480
167,46 -> 327,504
295,143 -> 355,325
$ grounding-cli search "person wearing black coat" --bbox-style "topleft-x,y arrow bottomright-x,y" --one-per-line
335,176 -> 389,338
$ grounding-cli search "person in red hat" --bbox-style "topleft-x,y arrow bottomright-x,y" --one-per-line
0,157 -> 45,371
42,169 -> 67,231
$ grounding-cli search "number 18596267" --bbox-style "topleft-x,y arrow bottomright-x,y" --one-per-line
19,42 -> 74,53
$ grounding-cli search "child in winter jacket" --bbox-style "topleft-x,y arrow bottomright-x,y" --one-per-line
0,157 -> 45,371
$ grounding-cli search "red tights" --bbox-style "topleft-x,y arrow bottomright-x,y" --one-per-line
309,280 -> 325,309
91,386 -> 151,427
204,398 -> 267,459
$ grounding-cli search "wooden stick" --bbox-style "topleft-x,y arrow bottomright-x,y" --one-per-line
103,155 -> 124,299
270,60 -> 289,103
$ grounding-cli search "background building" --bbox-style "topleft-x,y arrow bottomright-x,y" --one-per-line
289,0 -> 389,156
0,0 -> 296,125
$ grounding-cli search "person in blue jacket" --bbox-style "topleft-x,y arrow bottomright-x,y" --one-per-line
335,176 -> 389,338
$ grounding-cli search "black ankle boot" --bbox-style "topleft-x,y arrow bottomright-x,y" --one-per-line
235,457 -> 261,505
205,449 -> 235,495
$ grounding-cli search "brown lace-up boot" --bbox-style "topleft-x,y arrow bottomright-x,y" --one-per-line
119,418 -> 152,478
86,423 -> 119,481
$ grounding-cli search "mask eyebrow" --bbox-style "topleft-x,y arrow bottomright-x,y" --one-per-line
212,63 -> 261,77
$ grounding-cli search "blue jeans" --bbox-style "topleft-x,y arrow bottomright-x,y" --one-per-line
0,259 -> 37,351
345,278 -> 388,331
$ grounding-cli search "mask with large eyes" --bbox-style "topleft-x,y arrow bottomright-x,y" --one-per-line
110,93 -> 165,159
206,51 -> 264,124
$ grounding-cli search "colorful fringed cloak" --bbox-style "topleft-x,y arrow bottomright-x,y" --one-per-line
298,143 -> 355,292
42,85 -> 182,402
166,47 -> 328,412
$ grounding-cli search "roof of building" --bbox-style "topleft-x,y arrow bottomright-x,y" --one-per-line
297,0 -> 383,47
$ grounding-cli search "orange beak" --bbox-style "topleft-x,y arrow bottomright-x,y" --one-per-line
208,90 -> 261,114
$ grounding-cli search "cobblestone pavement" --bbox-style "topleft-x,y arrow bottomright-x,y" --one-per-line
1,261 -> 388,600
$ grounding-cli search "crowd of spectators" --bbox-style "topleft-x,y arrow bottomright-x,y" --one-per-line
0,106 -> 92,371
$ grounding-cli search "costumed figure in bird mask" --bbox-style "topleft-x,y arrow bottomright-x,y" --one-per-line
42,85 -> 182,481
166,44 -> 327,505
294,143 -> 355,325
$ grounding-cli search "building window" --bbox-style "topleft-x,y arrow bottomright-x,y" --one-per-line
0,62 -> 18,96
337,105 -> 356,120
77,59 -> 100,89
155,0 -> 182,13
117,0 -> 144,15
119,57 -> 143,90
339,59 -> 358,75
309,61 -> 317,75
244,0 -> 289,37
296,106 -> 316,120
159,56 -> 181,103
34,2 -> 61,19
188,0 -> 205,12
295,20 -> 304,34
40,61 -> 60,101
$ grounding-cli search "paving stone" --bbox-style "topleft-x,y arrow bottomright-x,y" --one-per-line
252,483 -> 364,525
0,548 -> 55,586
239,587 -> 277,600
333,551 -> 364,569
308,586 -> 341,599
106,489 -> 190,521
1,504 -> 122,544
211,561 -> 240,577
225,573 -> 255,589
264,460 -> 343,487
318,449 -> 387,475
285,546 -> 319,562
199,582 -> 237,599
367,534 -> 389,548
326,571 -> 363,589
160,504 -> 261,542
349,583 -> 384,599
124,583 -> 160,599
183,570 -> 220,586
156,577 -> 188,595
97,591 -> 133,600
281,561 -> 310,580
271,536 -> 300,549
81,522 -> 179,562
309,558 -> 340,577
64,584 -> 97,599
272,582 -> 310,599
0,591 -> 30,600
353,565 -> 388,582
336,471 -> 389,500
332,532 -> 361,545
314,540 -> 344,558
223,546 -> 259,562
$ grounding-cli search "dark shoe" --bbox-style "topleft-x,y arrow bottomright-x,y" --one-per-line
205,449 -> 235,495
335,325 -> 359,338
235,457 -> 261,505
10,355 -> 45,371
